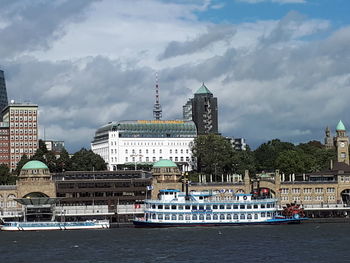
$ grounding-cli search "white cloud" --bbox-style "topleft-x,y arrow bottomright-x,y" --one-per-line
2,1 -> 350,152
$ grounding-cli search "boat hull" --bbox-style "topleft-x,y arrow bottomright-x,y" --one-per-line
133,217 -> 307,228
0,221 -> 110,231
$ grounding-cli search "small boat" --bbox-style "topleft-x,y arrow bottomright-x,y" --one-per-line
133,189 -> 307,227
0,220 -> 110,231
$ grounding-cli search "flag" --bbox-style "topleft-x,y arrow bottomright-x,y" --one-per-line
146,185 -> 154,191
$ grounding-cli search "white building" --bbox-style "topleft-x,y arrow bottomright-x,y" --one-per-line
91,120 -> 197,171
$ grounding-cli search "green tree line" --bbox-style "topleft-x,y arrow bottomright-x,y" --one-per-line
0,140 -> 106,184
191,135 -> 336,178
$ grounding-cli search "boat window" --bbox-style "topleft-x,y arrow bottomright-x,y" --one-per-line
226,205 -> 231,209
165,215 -> 170,220
185,205 -> 191,210
152,214 -> 156,219
192,214 -> 198,220
165,205 -> 170,210
267,204 -> 271,208
240,205 -> 245,209
158,214 -> 163,220
158,205 -> 163,209
220,214 -> 225,220
219,205 -> 225,209
171,205 -> 177,210
271,203 -> 275,208
240,214 -> 245,220
213,214 -> 218,220
206,214 -> 211,220
254,214 -> 258,219
261,204 -> 265,209
267,212 -> 271,217
233,214 -> 238,219
178,205 -> 183,210
227,214 -> 232,220
233,205 -> 238,209
199,205 -> 204,210
247,205 -> 252,209
192,205 -> 197,210
179,214 -> 184,220
152,205 -> 156,209
199,214 -> 204,220
253,204 -> 258,209
199,196 -> 204,200
247,214 -> 252,219
185,214 -> 191,220
213,205 -> 218,210
171,214 -> 177,220
261,212 -> 266,217
206,205 -> 211,210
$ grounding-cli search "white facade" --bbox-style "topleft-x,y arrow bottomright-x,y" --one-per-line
91,120 -> 197,171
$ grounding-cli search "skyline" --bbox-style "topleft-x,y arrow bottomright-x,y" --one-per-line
1,0 -> 350,152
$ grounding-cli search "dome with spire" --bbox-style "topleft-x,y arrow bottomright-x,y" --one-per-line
336,120 -> 346,131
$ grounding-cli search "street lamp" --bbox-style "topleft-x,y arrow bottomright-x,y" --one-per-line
130,154 -> 143,170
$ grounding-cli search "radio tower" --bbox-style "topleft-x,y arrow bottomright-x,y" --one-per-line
153,72 -> 162,120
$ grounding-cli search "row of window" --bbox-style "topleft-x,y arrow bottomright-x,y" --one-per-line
10,122 -> 37,127
10,110 -> 37,115
10,136 -> 37,141
148,212 -> 274,221
117,141 -> 190,146
281,195 -> 336,201
149,203 -> 275,210
10,129 -> 37,134
116,149 -> 190,155
120,156 -> 190,163
10,141 -> 37,147
281,187 -> 336,194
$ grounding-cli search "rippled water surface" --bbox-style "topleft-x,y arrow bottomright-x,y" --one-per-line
1,223 -> 350,263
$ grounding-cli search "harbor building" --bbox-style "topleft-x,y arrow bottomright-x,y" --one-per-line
183,83 -> 218,135
0,160 -> 152,223
0,102 -> 39,170
91,120 -> 197,171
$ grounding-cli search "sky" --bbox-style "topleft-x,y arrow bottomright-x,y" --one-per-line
1,0 -> 350,153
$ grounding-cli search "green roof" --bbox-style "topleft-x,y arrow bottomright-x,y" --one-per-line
22,160 -> 49,170
336,120 -> 346,131
195,83 -> 212,95
153,159 -> 178,168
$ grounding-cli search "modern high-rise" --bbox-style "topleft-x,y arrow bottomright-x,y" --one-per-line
183,83 -> 218,135
0,102 -> 39,170
0,70 -> 9,120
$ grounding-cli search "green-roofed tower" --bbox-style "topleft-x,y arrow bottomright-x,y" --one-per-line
195,83 -> 213,95
183,83 -> 218,135
336,120 -> 346,131
335,120 -> 349,165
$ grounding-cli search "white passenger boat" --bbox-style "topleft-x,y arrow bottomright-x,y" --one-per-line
133,189 -> 307,227
0,220 -> 110,231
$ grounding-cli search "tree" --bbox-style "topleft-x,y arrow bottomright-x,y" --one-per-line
56,148 -> 72,172
275,150 -> 306,175
0,164 -> 16,184
71,148 -> 107,171
31,139 -> 48,163
191,134 -> 235,179
254,139 -> 295,172
232,148 -> 256,175
14,154 -> 29,175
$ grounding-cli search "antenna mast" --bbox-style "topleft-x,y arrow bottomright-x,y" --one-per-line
153,72 -> 162,120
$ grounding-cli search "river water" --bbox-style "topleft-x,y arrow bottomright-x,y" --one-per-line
1,223 -> 349,263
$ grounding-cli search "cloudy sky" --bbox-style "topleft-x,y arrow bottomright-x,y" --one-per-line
1,0 -> 350,152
